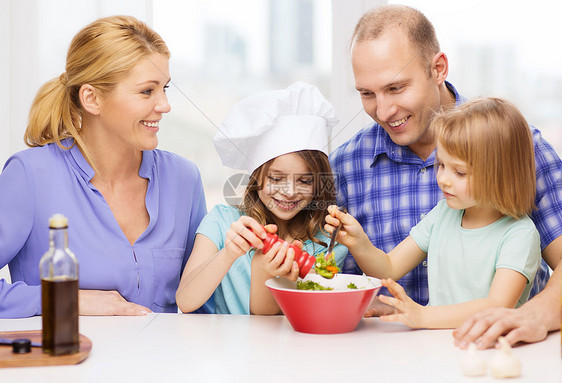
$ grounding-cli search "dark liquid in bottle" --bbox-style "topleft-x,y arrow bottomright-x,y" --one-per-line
41,278 -> 79,355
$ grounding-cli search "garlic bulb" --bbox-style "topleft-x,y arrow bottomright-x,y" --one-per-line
489,337 -> 521,379
461,343 -> 487,377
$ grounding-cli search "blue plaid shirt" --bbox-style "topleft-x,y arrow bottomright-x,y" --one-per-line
330,81 -> 562,305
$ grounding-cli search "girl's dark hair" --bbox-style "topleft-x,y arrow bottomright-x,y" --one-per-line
240,150 -> 336,246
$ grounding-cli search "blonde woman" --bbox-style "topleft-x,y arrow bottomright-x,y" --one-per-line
0,16 -> 207,318
325,98 -> 542,329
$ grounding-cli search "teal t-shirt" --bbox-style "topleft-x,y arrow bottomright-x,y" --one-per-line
196,204 -> 348,314
410,200 -> 541,307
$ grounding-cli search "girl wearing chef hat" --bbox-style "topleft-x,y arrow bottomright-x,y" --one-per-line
176,82 -> 348,315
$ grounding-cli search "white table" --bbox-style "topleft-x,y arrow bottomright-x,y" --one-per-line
0,314 -> 560,382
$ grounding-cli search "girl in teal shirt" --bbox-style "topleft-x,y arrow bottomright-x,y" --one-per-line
326,97 -> 541,329
176,82 -> 347,314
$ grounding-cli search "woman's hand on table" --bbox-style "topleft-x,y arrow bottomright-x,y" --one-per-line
79,290 -> 151,316
453,307 -> 550,349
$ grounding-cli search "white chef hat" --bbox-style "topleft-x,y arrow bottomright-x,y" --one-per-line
214,81 -> 338,175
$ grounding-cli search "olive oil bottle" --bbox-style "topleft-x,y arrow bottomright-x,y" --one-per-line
39,214 -> 79,355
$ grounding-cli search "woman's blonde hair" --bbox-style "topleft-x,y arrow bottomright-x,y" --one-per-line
433,97 -> 536,219
25,15 -> 170,150
240,150 -> 336,247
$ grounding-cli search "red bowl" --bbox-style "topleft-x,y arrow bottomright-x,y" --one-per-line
266,274 -> 381,334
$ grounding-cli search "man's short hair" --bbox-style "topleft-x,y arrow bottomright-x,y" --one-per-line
352,5 -> 440,73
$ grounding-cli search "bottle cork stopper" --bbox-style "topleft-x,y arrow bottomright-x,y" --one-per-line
49,214 -> 68,228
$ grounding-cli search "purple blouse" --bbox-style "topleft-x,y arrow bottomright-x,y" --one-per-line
0,139 -> 206,318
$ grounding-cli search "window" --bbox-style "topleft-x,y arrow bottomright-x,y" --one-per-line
153,0 -> 333,208
390,0 -> 562,155
3,0 -> 560,210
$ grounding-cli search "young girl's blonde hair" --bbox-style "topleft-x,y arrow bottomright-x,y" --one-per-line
25,15 -> 170,153
240,150 -> 336,247
433,97 -> 536,219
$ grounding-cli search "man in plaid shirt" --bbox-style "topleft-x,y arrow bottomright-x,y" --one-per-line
330,5 -> 562,311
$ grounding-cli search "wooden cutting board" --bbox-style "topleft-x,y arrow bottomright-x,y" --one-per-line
0,330 -> 92,368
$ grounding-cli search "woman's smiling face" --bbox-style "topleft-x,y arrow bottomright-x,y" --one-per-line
257,152 -> 315,223
96,53 -> 171,151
